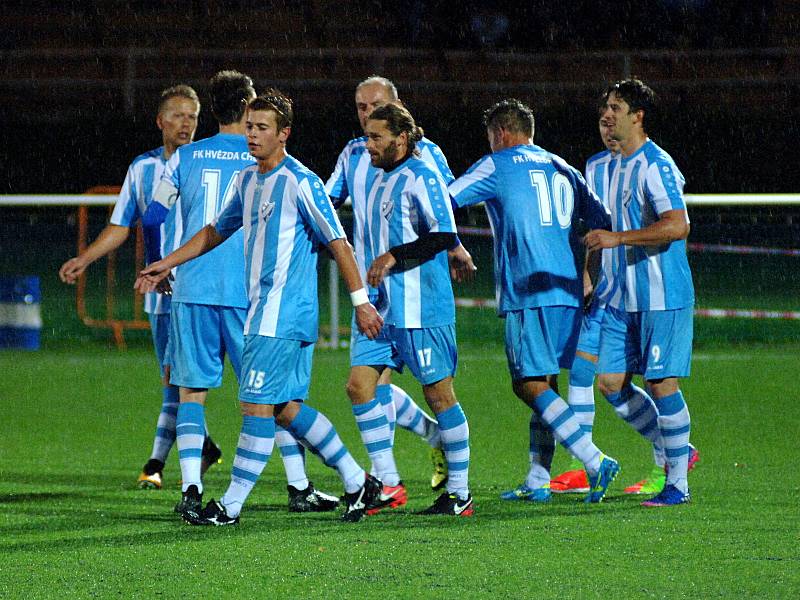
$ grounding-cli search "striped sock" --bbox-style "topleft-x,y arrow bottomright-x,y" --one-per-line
391,384 -> 440,448
352,398 -> 400,487
176,401 -> 205,493
568,355 -> 596,436
437,403 -> 470,499
220,416 -> 275,518
375,384 -> 397,440
525,411 -> 554,489
275,426 -> 308,490
533,389 -> 602,475
287,404 -> 365,494
149,385 -> 179,463
606,384 -> 666,466
654,391 -> 691,493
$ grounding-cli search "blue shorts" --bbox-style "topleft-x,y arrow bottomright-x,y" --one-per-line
575,299 -> 607,357
168,302 -> 245,389
349,312 -> 402,370
504,306 -> 581,381
389,324 -> 457,385
598,305 -> 693,379
148,312 -> 170,377
239,335 -> 314,404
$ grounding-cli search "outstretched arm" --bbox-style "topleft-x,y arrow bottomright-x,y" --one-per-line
134,224 -> 225,294
328,238 -> 383,340
59,224 -> 130,284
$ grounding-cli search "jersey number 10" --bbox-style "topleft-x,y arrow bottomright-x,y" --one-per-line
528,170 -> 574,228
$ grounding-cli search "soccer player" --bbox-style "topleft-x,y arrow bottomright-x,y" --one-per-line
449,99 -> 620,504
57,84 -> 224,489
363,103 -> 473,516
136,91 -> 385,525
326,75 -> 474,500
142,72 -> 337,516
585,79 -> 695,507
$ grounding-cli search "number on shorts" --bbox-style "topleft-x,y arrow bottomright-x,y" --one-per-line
248,369 -> 266,389
651,345 -> 661,363
417,348 -> 432,368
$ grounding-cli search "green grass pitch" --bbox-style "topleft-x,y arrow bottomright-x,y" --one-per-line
1,323 -> 799,598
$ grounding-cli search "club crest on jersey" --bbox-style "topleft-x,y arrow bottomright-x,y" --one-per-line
381,197 -> 394,219
260,198 -> 276,221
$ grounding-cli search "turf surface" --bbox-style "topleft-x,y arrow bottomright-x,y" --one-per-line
2,336 -> 799,598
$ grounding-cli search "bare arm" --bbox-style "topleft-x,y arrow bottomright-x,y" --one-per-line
134,224 -> 225,294
59,224 -> 130,284
328,238 -> 383,340
584,209 -> 689,251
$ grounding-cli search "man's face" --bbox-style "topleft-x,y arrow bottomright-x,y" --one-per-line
157,96 -> 199,150
602,91 -> 637,143
246,109 -> 288,160
365,118 -> 402,170
598,117 -> 618,153
356,83 -> 393,132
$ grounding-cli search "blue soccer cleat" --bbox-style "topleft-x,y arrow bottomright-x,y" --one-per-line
641,484 -> 691,507
584,455 -> 620,503
500,483 -> 552,503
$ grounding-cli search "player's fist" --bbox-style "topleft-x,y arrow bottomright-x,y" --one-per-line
58,256 -> 88,284
448,243 -> 477,283
355,302 -> 384,340
366,252 -> 397,287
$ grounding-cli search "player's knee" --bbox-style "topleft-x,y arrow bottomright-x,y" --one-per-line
345,377 -> 371,404
596,375 -> 621,398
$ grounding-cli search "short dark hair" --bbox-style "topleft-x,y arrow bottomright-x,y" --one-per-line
607,78 -> 656,131
158,84 -> 200,114
367,103 -> 424,154
483,99 -> 535,138
209,70 -> 255,125
248,88 -> 293,130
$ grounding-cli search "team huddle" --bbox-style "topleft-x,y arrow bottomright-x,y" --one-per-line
59,71 -> 698,525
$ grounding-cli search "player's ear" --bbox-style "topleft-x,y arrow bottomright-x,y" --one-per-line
156,112 -> 164,131
279,126 -> 291,143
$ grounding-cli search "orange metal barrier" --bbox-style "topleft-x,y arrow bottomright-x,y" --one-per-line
76,186 -> 149,349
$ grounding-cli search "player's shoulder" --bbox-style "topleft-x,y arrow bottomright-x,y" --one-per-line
342,135 -> 368,155
586,149 -> 613,167
642,140 -> 677,166
418,136 -> 445,155
130,147 -> 164,168
284,155 -> 324,185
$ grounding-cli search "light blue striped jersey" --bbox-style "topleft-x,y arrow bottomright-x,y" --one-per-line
605,140 -> 694,312
366,155 -> 456,329
584,149 -> 619,305
161,133 -> 253,308
110,146 -> 174,315
325,136 -> 453,302
213,155 -> 346,342
449,144 -> 611,315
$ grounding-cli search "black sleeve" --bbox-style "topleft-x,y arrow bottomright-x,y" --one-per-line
389,232 -> 458,262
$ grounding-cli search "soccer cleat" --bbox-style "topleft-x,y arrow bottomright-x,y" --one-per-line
550,468 -> 590,494
430,447 -> 448,490
288,482 -> 340,513
366,481 -> 408,515
687,444 -> 700,472
641,484 -> 691,507
624,465 -> 666,495
341,474 -> 382,523
584,455 -> 620,503
200,437 -> 223,476
184,499 -> 239,526
500,483 -> 551,503
419,492 -> 474,516
137,458 -> 164,489
174,484 -> 202,516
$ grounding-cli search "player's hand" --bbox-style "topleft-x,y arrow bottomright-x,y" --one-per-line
584,229 -> 620,251
448,244 -> 477,283
355,302 -> 384,340
134,260 -> 172,294
366,252 -> 397,287
58,256 -> 88,284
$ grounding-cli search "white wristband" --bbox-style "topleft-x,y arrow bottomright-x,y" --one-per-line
350,288 -> 369,307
